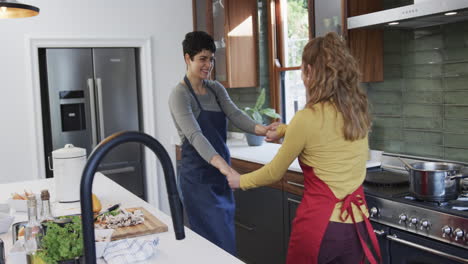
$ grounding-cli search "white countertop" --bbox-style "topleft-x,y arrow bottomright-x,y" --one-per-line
228,138 -> 381,172
0,173 -> 243,264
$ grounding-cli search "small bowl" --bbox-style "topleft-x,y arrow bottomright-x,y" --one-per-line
0,212 -> 15,234
8,198 -> 27,212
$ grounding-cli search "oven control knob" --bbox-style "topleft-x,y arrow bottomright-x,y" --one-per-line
419,219 -> 431,230
370,207 -> 379,218
408,217 -> 418,227
398,214 -> 408,224
442,226 -> 453,238
454,228 -> 464,241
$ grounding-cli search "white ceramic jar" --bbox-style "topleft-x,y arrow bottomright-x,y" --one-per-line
52,144 -> 86,203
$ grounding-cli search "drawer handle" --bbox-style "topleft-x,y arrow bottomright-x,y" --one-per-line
287,197 -> 301,204
286,181 -> 304,188
235,221 -> 255,231
99,166 -> 135,175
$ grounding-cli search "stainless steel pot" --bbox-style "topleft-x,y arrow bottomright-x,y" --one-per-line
404,162 -> 468,202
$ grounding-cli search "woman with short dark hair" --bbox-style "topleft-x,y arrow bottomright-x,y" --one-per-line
169,31 -> 275,255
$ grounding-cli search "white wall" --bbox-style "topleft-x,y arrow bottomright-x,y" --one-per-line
0,0 -> 191,213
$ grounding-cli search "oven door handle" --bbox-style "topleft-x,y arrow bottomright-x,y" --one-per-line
386,234 -> 468,264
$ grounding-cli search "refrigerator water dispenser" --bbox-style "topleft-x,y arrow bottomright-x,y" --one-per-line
60,103 -> 86,131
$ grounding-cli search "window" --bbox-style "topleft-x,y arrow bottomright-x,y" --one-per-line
281,0 -> 309,68
282,69 -> 305,123
267,0 -> 346,123
276,0 -> 310,123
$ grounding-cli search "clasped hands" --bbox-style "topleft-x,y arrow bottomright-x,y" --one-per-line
222,122 -> 282,189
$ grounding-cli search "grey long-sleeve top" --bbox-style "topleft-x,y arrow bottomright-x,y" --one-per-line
169,80 -> 257,163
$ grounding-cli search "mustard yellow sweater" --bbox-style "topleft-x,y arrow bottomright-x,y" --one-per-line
240,102 -> 369,223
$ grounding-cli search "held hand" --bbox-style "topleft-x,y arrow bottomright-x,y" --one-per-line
254,122 -> 282,136
265,129 -> 281,142
254,124 -> 268,136
211,155 -> 233,177
265,121 -> 281,131
226,168 -> 241,189
219,165 -> 232,177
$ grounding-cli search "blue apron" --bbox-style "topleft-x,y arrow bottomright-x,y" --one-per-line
178,76 -> 236,255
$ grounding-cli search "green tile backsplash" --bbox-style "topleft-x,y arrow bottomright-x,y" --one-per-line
367,21 -> 468,162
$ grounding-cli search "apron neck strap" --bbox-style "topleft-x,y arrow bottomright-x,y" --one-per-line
184,75 -> 203,110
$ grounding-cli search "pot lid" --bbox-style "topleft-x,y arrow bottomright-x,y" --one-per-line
52,144 -> 86,159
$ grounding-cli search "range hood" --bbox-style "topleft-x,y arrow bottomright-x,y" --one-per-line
348,0 -> 468,30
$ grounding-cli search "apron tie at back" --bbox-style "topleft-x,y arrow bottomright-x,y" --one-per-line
339,191 -> 382,264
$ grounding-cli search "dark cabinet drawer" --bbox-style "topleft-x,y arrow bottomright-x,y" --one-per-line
235,187 -> 285,264
283,192 -> 302,254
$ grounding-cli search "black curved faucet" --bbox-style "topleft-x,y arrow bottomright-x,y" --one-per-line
80,131 -> 185,264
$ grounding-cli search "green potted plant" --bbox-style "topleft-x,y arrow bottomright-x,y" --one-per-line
242,88 -> 281,146
37,216 -> 84,264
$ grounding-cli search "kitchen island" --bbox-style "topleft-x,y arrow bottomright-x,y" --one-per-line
0,173 -> 244,264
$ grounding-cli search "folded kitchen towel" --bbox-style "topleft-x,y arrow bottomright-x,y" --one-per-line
103,237 -> 159,264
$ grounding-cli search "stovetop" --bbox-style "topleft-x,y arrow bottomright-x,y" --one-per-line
364,168 -> 468,249
364,169 -> 468,218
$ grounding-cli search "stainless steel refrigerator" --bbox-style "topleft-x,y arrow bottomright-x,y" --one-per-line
39,48 -> 146,200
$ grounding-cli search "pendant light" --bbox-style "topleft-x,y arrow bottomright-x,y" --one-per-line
0,0 -> 39,19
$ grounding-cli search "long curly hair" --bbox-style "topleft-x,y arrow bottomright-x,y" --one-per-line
302,32 -> 371,141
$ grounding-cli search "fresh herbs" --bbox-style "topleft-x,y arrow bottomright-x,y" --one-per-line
105,209 -> 120,217
37,216 -> 84,264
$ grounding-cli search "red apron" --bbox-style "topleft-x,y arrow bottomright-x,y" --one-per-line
286,161 -> 382,264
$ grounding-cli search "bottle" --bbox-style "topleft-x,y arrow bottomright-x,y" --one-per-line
24,195 -> 44,256
40,190 -> 54,223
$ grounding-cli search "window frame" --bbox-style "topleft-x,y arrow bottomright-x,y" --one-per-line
267,0 -> 348,116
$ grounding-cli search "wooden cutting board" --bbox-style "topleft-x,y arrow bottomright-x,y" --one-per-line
110,207 -> 168,241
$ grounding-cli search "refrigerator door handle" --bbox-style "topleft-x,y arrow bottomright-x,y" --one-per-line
96,78 -> 105,142
47,155 -> 54,171
87,78 -> 98,147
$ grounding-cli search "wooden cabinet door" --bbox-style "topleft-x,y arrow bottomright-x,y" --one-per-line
226,0 -> 258,88
313,0 -> 345,37
347,0 -> 384,82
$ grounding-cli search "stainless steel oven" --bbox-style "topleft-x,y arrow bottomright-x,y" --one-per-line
372,221 -> 468,264
365,168 -> 468,264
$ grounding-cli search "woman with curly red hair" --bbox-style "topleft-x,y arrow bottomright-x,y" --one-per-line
227,32 -> 381,263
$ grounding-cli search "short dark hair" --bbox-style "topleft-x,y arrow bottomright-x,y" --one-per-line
182,31 -> 216,60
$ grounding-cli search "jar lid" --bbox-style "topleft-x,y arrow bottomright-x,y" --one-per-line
52,144 -> 87,159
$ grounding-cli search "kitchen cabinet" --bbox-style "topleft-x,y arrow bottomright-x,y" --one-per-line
193,0 -> 258,88
313,0 -> 345,37
310,0 -> 383,82
283,192 -> 301,254
347,0 -> 384,82
234,187 -> 285,264
231,158 -> 285,264
282,170 -> 304,253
